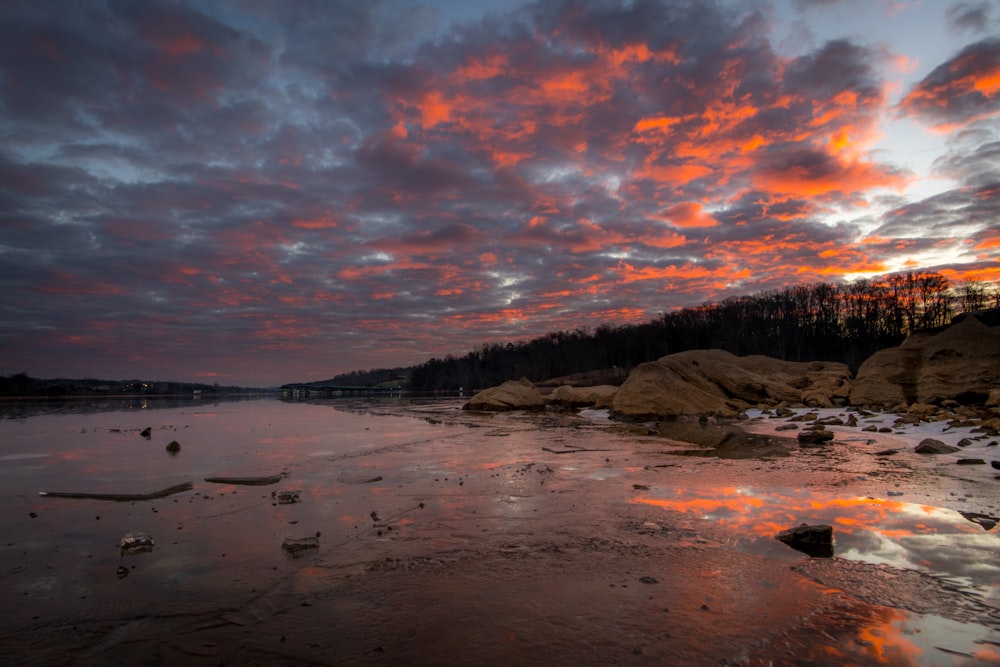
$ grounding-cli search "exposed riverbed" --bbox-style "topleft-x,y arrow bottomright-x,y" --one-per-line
0,397 -> 997,665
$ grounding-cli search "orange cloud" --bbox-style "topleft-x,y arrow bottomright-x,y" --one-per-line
418,90 -> 453,129
899,38 -> 1000,129
657,202 -> 719,229
452,53 -> 510,83
752,156 -> 904,198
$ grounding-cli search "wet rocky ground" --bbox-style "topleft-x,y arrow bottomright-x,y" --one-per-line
0,398 -> 998,665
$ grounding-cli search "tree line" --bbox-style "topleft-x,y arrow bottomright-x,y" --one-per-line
0,373 -> 253,398
405,272 -> 999,391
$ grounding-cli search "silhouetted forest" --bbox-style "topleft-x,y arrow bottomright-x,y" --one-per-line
404,272 -> 999,391
0,374 -> 255,398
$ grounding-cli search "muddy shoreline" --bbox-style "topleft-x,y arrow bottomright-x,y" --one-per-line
1,399 -> 998,665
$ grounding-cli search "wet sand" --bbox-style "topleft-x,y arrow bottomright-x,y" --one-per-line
1,399 -> 998,665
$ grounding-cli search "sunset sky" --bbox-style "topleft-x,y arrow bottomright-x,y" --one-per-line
2,0 -> 998,387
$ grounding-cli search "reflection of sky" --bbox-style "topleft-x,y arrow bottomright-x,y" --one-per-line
633,486 -> 1000,591
636,486 -> 1000,665
3,399 -> 999,665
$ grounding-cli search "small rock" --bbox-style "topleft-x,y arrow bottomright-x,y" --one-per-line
797,428 -> 834,446
281,536 -> 319,557
862,425 -> 879,432
776,524 -> 833,558
632,484 -> 650,491
119,532 -> 154,555
274,490 -> 301,504
775,424 -> 798,431
878,427 -> 893,433
140,427 -> 152,438
639,576 -> 658,584
957,438 -> 974,447
992,461 -> 1000,470
955,458 -> 987,465
914,439 -> 960,454
116,565 -> 130,579
165,440 -> 181,453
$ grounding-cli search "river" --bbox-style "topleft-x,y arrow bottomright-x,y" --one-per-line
0,396 -> 997,665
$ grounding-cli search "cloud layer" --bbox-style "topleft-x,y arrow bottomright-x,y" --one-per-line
1,0 -> 998,385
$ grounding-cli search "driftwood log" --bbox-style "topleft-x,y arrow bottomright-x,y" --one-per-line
203,474 -> 285,486
39,481 -> 194,501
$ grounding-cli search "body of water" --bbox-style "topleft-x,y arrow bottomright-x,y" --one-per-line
0,397 -> 997,665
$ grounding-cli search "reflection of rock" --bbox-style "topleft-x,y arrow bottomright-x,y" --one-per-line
776,524 -> 833,558
119,532 -> 154,555
281,536 -> 319,557
914,438 -> 960,454
850,315 -> 1000,408
463,378 -> 546,411
611,350 -> 850,420
959,512 -> 998,531
654,417 -> 796,458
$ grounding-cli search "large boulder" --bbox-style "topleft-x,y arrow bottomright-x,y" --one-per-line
849,316 -> 1000,408
463,378 -> 546,411
610,349 -> 851,420
547,384 -> 618,408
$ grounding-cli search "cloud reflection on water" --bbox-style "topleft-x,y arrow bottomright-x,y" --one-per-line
633,487 -> 1000,589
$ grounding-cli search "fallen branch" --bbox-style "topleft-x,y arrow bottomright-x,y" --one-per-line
39,481 -> 193,501
204,474 -> 285,486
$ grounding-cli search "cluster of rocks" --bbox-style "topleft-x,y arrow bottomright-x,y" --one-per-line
463,314 -> 1000,437
760,407 -> 999,454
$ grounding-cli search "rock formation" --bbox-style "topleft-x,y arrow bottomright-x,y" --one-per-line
610,349 -> 851,420
548,384 -> 618,408
463,378 -> 546,411
849,315 -> 1000,408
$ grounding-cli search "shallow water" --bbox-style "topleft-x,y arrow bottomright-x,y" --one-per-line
0,397 -> 997,665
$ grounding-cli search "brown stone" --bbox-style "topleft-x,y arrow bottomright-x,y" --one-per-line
850,315 -> 1000,408
463,378 -> 546,411
548,384 -> 618,408
610,349 -> 851,420
914,438 -> 961,454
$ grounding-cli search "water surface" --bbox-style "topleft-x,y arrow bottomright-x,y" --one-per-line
1,398 -> 997,665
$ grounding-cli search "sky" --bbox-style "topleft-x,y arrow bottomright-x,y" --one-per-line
1,0 -> 999,387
